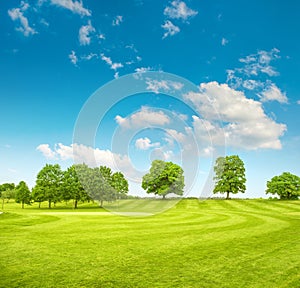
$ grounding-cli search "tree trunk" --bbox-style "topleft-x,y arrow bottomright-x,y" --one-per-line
74,199 -> 78,209
226,191 -> 230,200
162,194 -> 166,200
22,201 -> 24,209
48,200 -> 51,209
38,202 -> 41,208
100,200 -> 103,207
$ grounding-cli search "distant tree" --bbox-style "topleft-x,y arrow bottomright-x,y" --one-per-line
266,172 -> 300,200
142,160 -> 184,199
111,172 -> 128,199
31,186 -> 45,208
33,164 -> 64,208
62,164 -> 90,209
15,181 -> 31,208
213,155 -> 246,199
0,183 -> 15,209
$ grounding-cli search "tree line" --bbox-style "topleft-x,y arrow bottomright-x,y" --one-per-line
0,163 -> 129,209
0,155 -> 299,209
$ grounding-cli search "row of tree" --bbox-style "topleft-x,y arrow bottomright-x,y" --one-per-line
1,156 -> 299,209
0,164 -> 129,209
213,155 -> 300,200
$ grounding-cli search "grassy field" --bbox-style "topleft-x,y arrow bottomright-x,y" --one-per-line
0,199 -> 299,288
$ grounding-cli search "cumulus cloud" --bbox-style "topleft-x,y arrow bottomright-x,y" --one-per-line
50,0 -> 91,16
36,144 -> 57,159
36,143 -> 138,179
258,83 -> 288,103
115,107 -> 170,129
100,53 -> 123,71
184,81 -> 287,150
8,2 -> 37,37
79,20 -> 95,45
112,15 -> 123,26
164,0 -> 198,21
161,20 -> 180,39
135,137 -> 160,150
69,50 -> 78,65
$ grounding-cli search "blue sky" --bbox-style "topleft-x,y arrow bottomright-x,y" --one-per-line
1,0 -> 300,198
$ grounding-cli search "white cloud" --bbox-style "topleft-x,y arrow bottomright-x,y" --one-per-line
98,33 -> 105,40
146,79 -> 184,94
258,83 -> 288,103
81,53 -> 98,61
36,144 -> 57,159
135,137 -> 160,150
100,53 -> 123,71
37,143 -> 138,179
69,50 -> 78,65
242,79 -> 264,90
112,15 -> 123,26
297,100 -> 300,105
161,20 -> 180,39
238,48 -> 280,77
8,3 -> 37,37
184,81 -> 287,150
50,0 -> 91,17
221,37 -> 228,46
164,0 -> 198,21
79,20 -> 95,45
135,67 -> 152,73
115,107 -> 170,129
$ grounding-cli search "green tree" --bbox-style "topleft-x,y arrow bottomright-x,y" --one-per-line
15,181 -> 31,208
62,164 -> 90,209
0,183 -> 15,209
213,155 -> 246,199
111,172 -> 128,199
33,164 -> 64,208
142,160 -> 184,199
266,172 -> 300,200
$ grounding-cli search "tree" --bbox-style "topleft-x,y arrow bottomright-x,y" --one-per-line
33,164 -> 64,208
142,160 -> 184,199
15,181 -> 31,208
111,172 -> 128,199
62,164 -> 90,209
0,183 -> 15,209
266,172 -> 300,200
213,155 -> 246,199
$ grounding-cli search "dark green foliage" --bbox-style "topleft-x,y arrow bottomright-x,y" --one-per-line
142,160 -> 184,198
111,172 -> 128,198
62,164 -> 90,208
15,181 -> 31,208
266,172 -> 300,199
32,164 -> 64,208
213,155 -> 246,199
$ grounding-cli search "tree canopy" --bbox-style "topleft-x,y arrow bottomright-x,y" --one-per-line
213,155 -> 246,199
266,172 -> 300,200
15,181 -> 31,208
142,160 -> 184,199
32,164 -> 64,208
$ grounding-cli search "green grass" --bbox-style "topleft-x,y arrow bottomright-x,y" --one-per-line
0,199 -> 299,287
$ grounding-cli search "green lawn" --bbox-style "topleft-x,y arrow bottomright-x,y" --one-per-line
0,199 -> 299,287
